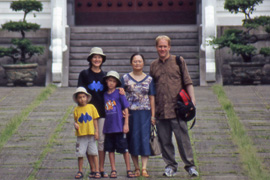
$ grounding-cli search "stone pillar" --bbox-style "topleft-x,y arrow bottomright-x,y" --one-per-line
67,0 -> 75,26
50,0 -> 68,86
200,0 -> 217,85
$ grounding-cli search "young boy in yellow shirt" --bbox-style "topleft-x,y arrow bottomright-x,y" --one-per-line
73,87 -> 100,179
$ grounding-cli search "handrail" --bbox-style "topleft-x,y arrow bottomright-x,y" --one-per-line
49,0 -> 67,85
201,0 -> 217,82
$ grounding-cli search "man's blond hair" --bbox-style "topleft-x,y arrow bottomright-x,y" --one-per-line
155,35 -> 171,46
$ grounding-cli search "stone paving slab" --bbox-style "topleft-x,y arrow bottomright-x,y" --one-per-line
33,88 -> 195,180
192,87 -> 249,179
0,87 -> 43,133
201,175 -> 248,180
0,88 -> 73,180
1,86 -> 270,180
0,167 -> 33,180
224,86 -> 270,172
35,100 -> 187,180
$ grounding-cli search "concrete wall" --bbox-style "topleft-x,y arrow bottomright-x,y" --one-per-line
215,26 -> 270,85
216,0 -> 270,26
0,29 -> 51,86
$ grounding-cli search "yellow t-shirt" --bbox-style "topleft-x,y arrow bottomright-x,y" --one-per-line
74,104 -> 100,136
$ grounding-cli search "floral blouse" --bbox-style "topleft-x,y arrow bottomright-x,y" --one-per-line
121,73 -> 155,110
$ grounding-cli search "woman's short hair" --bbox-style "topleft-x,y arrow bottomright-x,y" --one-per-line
130,53 -> 145,64
155,35 -> 171,46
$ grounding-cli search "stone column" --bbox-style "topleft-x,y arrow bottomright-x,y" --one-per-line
50,0 -> 68,86
200,0 -> 217,84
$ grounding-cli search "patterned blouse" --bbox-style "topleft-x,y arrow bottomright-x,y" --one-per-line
121,73 -> 155,110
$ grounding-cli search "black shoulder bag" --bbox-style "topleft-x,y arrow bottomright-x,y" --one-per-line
175,56 -> 196,129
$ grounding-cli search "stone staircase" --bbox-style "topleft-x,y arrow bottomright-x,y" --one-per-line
68,25 -> 200,86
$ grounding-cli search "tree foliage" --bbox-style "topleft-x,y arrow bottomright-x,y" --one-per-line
0,0 -> 44,64
244,16 -> 270,32
224,0 -> 263,19
210,0 -> 270,62
260,47 -> 270,57
210,29 -> 244,49
11,0 -> 43,21
2,21 -> 40,33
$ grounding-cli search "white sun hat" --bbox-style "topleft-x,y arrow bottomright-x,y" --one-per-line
73,87 -> 92,103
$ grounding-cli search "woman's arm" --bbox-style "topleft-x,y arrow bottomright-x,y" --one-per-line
149,95 -> 156,125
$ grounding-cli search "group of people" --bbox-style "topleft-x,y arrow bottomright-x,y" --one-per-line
72,35 -> 199,179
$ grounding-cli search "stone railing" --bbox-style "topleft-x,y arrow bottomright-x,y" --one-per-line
49,0 -> 68,86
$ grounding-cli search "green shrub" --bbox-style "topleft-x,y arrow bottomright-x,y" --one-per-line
260,47 -> 270,57
230,44 -> 257,61
210,0 -> 270,62
0,0 -> 44,64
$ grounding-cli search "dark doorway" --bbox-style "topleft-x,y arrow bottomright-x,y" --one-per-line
75,0 -> 197,25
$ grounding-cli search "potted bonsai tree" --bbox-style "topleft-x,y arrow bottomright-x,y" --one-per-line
209,0 -> 270,84
0,0 -> 44,86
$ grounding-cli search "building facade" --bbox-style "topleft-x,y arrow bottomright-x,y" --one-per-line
0,0 -> 270,86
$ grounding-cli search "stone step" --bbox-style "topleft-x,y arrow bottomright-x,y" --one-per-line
70,46 -> 199,54
69,52 -> 199,60
70,39 -> 199,47
70,58 -> 199,66
70,25 -> 198,33
70,32 -> 198,40
69,25 -> 200,86
69,65 -> 199,74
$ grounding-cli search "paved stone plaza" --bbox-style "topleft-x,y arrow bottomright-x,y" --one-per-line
0,86 -> 269,180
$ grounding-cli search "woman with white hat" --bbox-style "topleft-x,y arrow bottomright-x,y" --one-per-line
77,47 -> 109,178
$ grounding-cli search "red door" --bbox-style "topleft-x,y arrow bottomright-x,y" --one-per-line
75,0 -> 197,25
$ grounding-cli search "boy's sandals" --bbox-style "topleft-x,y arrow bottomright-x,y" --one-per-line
88,172 -> 101,179
134,168 -> 140,177
100,171 -> 109,178
110,170 -> 117,178
127,170 -> 135,178
142,169 -> 150,178
94,172 -> 101,179
75,171 -> 84,179
89,172 -> 95,178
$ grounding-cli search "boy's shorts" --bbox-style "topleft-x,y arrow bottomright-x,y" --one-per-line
104,132 -> 128,154
76,135 -> 98,157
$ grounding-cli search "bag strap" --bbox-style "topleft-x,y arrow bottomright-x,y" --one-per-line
190,118 -> 196,129
176,56 -> 185,89
176,56 -> 196,129
151,125 -> 158,137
